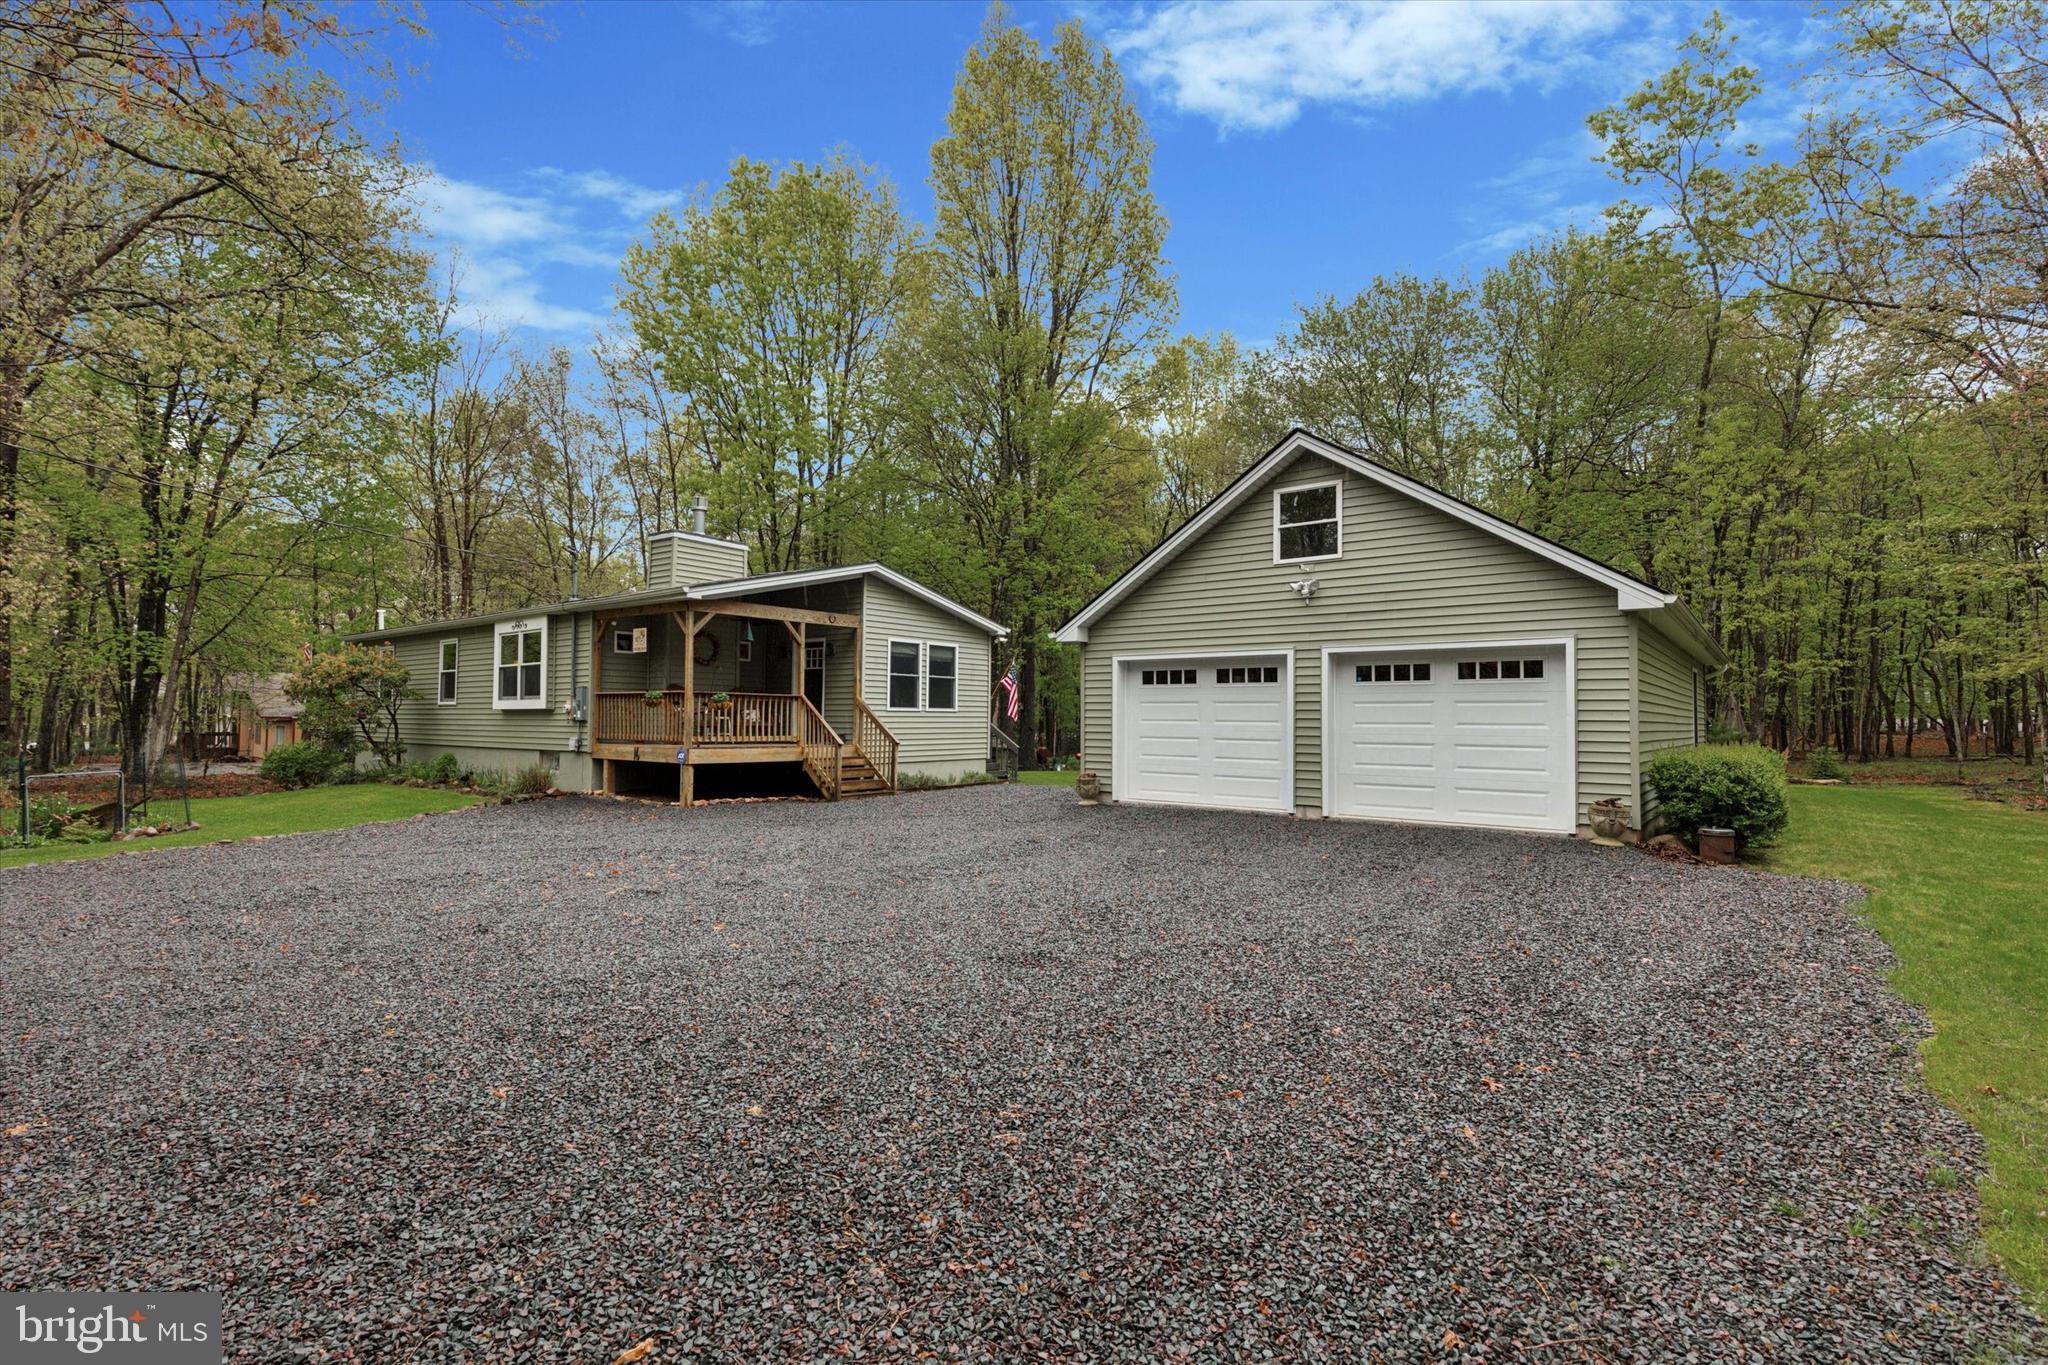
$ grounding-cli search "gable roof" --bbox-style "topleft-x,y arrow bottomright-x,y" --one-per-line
345,563 -> 1003,642
690,563 -> 1007,637
1054,428 -> 1726,666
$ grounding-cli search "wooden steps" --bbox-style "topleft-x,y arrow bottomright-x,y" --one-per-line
837,752 -> 892,797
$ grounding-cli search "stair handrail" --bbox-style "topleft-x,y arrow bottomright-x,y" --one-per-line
852,699 -> 899,791
796,695 -> 844,799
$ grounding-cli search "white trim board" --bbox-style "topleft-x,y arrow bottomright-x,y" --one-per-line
1056,429 -> 1705,648
1318,636 -> 1578,834
690,563 -> 1008,638
1110,647 -> 1296,816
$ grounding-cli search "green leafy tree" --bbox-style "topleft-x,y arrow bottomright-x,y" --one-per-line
621,154 -> 915,571
287,646 -> 420,770
891,3 -> 1175,761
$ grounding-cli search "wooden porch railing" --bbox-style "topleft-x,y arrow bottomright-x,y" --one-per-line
853,699 -> 899,791
596,690 -> 688,746
692,691 -> 797,745
797,697 -> 843,799
596,690 -> 804,747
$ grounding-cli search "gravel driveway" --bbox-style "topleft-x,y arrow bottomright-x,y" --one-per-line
1,787 -> 2039,1360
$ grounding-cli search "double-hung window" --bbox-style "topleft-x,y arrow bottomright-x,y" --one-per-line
888,641 -> 922,709
926,644 -> 957,710
1274,480 -> 1341,562
886,640 -> 961,711
437,639 -> 459,705
494,620 -> 546,709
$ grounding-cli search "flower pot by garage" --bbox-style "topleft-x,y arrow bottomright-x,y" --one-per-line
1588,798 -> 1629,845
1075,770 -> 1101,804
1697,827 -> 1738,864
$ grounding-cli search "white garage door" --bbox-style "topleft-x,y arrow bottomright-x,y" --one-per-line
1118,655 -> 1291,812
1327,645 -> 1573,832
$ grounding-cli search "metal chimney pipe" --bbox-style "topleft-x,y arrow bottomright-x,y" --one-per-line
691,493 -> 708,536
375,608 -> 387,631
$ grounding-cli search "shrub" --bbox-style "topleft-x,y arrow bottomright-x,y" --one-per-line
1645,743 -> 1790,847
259,741 -> 348,789
1705,720 -> 1748,746
1805,746 -> 1848,781
510,762 -> 554,796
429,752 -> 462,784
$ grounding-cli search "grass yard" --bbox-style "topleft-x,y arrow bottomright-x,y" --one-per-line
1765,784 -> 2048,1304
0,784 -> 480,870
1015,769 -> 1079,786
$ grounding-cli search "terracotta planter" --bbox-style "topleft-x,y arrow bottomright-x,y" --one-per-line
1075,771 -> 1101,804
1588,799 -> 1630,844
1697,827 -> 1738,864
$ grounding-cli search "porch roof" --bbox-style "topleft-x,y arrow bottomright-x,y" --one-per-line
345,563 -> 1005,643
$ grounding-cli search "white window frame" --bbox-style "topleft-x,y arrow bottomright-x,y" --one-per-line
885,637 -> 924,711
925,642 -> 959,712
611,626 -> 648,655
493,618 -> 548,710
437,638 -> 459,706
1273,478 -> 1343,565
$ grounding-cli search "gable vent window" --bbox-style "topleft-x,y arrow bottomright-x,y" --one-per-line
1355,661 -> 1431,683
1274,481 -> 1341,562
1215,666 -> 1279,684
1140,668 -> 1197,686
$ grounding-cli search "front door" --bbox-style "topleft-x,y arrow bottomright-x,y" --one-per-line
803,640 -> 826,711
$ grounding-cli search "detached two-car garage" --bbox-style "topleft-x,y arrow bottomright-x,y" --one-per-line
1113,642 -> 1574,833
1063,431 -> 1726,841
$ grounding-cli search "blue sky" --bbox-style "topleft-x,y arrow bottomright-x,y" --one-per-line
368,0 -> 1826,350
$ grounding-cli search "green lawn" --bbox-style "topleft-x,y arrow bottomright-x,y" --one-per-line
1765,785 -> 2048,1303
1015,769 -> 1079,786
0,785 -> 481,870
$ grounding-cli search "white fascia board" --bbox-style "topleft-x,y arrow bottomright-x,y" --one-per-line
687,563 -> 1008,638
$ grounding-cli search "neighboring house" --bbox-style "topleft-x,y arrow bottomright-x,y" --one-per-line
349,520 -> 1005,802
1054,429 -> 1726,837
233,675 -> 302,760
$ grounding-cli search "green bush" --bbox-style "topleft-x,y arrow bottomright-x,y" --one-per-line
511,762 -> 554,796
259,741 -> 347,789
1805,746 -> 1848,780
429,752 -> 462,784
1645,743 -> 1790,847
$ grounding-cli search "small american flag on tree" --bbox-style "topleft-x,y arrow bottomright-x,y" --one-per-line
998,663 -> 1021,721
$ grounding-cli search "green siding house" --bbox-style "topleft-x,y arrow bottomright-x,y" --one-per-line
351,530 -> 1004,803
1054,429 -> 1724,838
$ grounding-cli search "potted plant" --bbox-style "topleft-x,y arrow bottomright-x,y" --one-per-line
641,688 -> 666,706
1588,798 -> 1629,845
1075,770 -> 1101,804
707,691 -> 732,707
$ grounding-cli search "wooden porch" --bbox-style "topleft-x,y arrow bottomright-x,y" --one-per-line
589,597 -> 898,803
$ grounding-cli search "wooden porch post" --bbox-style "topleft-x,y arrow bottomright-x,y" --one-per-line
678,609 -> 698,805
852,621 -> 863,705
794,622 -> 806,697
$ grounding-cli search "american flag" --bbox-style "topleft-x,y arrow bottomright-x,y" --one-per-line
998,663 -> 1021,721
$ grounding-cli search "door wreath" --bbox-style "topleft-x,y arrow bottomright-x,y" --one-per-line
693,633 -> 720,666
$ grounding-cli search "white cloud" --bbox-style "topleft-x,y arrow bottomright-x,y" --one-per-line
407,170 -> 610,335
689,0 -> 778,48
412,175 -> 562,247
536,168 -> 684,223
1111,0 -> 1630,132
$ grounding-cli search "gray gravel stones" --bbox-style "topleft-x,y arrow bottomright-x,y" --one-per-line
0,787 -> 2040,1361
